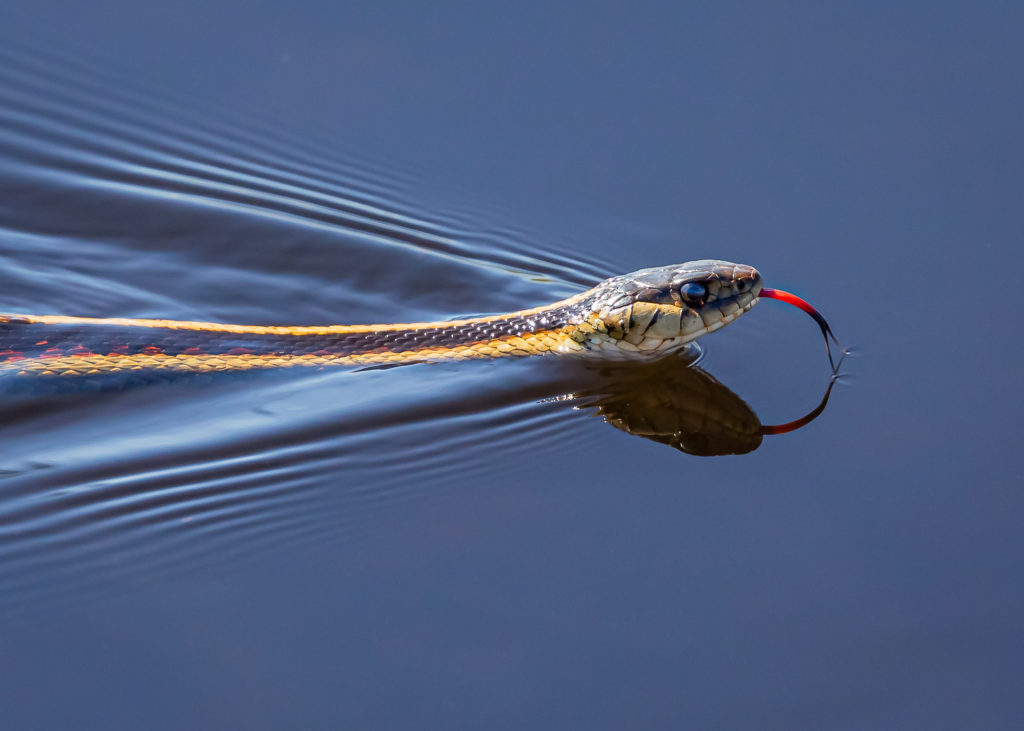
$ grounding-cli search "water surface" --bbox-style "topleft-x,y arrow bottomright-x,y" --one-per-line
1,3 -> 1022,729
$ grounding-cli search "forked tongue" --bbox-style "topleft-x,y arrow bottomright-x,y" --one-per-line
759,288 -> 846,370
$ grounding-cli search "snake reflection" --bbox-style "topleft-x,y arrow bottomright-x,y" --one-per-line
557,356 -> 835,456
0,352 -> 835,457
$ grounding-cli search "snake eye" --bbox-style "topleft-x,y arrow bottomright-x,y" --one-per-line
679,282 -> 707,303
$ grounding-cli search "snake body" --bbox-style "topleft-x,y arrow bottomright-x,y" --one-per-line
0,260 -> 762,377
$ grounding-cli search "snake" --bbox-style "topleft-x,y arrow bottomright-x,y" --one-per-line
0,259 -> 835,378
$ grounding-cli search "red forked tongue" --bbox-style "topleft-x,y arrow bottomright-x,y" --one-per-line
759,288 -> 846,370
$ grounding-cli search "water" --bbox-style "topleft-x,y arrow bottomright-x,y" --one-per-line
1,2 -> 1022,728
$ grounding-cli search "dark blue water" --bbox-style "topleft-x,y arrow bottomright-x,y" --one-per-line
1,2 -> 1021,728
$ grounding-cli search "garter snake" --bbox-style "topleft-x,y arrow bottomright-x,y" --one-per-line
0,260 -> 763,377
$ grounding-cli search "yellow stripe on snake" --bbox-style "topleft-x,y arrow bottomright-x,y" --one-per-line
0,261 -> 762,377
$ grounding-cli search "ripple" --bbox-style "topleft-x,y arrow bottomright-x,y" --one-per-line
0,361 -> 594,608
0,35 -> 616,288
0,24 -> 627,609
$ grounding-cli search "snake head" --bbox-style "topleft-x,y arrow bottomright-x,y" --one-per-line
590,260 -> 762,354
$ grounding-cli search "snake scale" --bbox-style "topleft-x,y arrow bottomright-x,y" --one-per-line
0,260 -> 764,377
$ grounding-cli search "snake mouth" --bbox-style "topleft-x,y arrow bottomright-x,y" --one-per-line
690,267 -> 762,336
693,293 -> 758,337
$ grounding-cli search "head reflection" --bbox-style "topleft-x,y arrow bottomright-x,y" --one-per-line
563,356 -> 836,456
